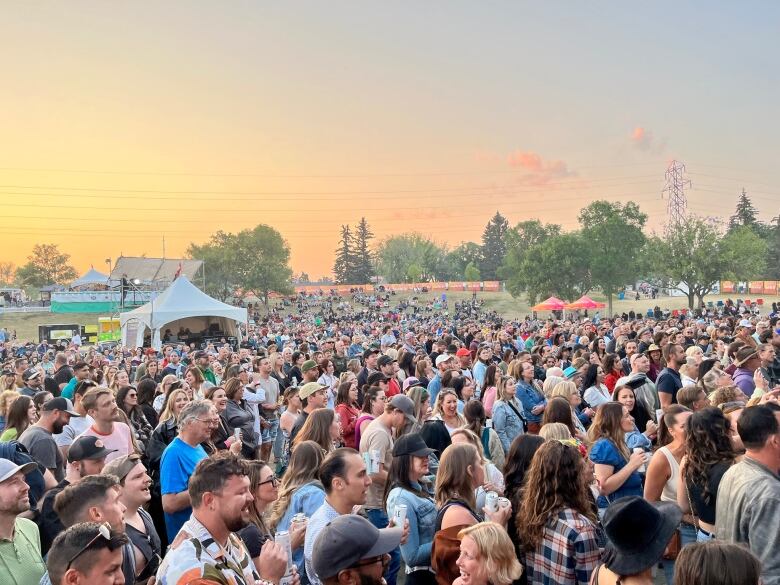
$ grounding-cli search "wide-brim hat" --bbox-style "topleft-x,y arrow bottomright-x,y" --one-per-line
602,497 -> 681,576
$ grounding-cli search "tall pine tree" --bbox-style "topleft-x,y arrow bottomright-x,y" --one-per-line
728,189 -> 761,231
352,217 -> 375,284
333,224 -> 354,283
479,212 -> 509,280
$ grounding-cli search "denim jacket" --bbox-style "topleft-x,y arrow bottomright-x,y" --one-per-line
386,484 -> 437,569
625,429 -> 652,451
492,399 -> 525,452
277,482 -> 326,581
515,381 -> 546,423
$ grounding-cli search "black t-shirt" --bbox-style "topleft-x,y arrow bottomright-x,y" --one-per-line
656,367 -> 683,404
126,508 -> 162,581
238,522 -> 271,559
687,461 -> 732,525
39,479 -> 69,555
53,365 -> 74,388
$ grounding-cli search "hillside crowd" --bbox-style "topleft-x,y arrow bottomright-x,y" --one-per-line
0,295 -> 779,585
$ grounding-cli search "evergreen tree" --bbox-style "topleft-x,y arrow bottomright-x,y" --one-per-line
479,211 -> 509,280
333,224 -> 354,284
728,189 -> 761,231
352,217 -> 376,284
766,214 -> 780,279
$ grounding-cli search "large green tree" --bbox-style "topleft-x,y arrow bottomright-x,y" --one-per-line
16,244 -> 78,287
728,189 -> 762,232
376,234 -> 447,282
479,212 -> 509,280
501,220 -> 561,297
767,215 -> 780,279
351,218 -> 376,284
579,201 -> 647,315
649,216 -> 766,309
187,231 -> 238,301
333,225 -> 355,284
446,242 -> 483,280
517,232 -> 592,304
187,224 -> 293,307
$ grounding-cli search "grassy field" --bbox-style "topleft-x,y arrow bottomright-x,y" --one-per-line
3,289 -> 778,343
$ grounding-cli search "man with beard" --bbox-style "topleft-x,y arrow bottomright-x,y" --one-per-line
19,396 -> 80,482
0,459 -> 47,584
657,343 -> 685,408
39,435 -> 116,555
157,453 -> 288,585
77,387 -> 135,462
103,454 -> 162,584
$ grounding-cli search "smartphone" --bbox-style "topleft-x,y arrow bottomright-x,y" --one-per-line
234,428 -> 241,441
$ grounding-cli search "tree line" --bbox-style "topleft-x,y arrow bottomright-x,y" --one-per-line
2,191 -> 776,312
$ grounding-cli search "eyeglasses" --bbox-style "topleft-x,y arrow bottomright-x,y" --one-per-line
349,554 -> 390,571
66,522 -> 111,570
258,475 -> 279,487
196,418 -> 220,427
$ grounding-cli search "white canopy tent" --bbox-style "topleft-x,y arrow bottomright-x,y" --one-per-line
70,267 -> 109,290
120,276 -> 248,349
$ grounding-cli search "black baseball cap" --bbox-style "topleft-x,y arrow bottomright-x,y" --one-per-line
68,436 -> 117,462
377,355 -> 395,367
363,348 -> 380,360
393,432 -> 434,457
42,397 -> 80,416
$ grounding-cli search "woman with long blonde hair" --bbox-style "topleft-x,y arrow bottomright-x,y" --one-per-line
291,408 -> 340,453
267,441 -> 325,578
432,388 -> 465,434
518,440 -> 600,585
0,390 -> 20,433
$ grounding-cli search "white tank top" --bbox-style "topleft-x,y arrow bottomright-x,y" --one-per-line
659,446 -> 680,503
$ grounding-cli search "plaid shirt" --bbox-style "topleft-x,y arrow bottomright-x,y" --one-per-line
524,508 -> 602,585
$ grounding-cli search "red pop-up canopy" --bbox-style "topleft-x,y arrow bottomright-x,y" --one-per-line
531,296 -> 567,312
565,295 -> 606,310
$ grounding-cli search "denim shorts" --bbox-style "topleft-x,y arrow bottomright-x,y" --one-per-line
261,417 -> 279,444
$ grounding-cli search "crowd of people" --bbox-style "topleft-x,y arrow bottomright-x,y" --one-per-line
0,294 -> 779,585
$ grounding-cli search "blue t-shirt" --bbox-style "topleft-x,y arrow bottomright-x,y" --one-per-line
589,438 -> 643,508
160,437 -> 207,540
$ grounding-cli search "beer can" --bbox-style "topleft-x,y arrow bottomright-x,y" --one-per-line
485,491 -> 499,513
291,513 -> 307,529
497,497 -> 511,509
633,448 -> 647,474
370,449 -> 381,474
275,530 -> 292,572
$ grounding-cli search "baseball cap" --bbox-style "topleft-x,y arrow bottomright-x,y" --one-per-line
301,360 -> 319,373
41,397 -> 80,416
1,368 -> 13,377
299,382 -> 326,399
389,395 -> 416,422
102,453 -> 142,481
435,354 -> 453,367
68,436 -> 117,463
0,459 -> 37,484
455,348 -> 471,357
393,432 -> 434,457
563,366 -> 578,379
22,368 -> 41,382
377,355 -> 395,368
402,377 -> 422,391
363,348 -> 380,360
313,515 -> 402,581
739,319 -> 753,328
190,350 -> 207,360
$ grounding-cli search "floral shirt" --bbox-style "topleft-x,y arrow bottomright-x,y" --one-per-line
157,516 -> 259,585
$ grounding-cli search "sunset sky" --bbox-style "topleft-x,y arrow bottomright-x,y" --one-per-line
2,2 -> 778,280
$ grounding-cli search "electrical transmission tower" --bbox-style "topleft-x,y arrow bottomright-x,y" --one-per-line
661,160 -> 691,231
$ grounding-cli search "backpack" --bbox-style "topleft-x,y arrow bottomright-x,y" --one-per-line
0,441 -> 46,508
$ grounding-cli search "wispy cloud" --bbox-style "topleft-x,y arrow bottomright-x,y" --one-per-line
506,150 -> 577,185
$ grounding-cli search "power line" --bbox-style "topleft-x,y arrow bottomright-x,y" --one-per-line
662,160 -> 691,230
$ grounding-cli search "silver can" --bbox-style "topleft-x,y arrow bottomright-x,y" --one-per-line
497,497 -> 511,510
485,491 -> 499,514
275,530 -> 292,572
291,513 -> 307,528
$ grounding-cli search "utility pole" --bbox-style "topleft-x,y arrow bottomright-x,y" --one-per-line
661,160 -> 691,232
162,235 -> 166,258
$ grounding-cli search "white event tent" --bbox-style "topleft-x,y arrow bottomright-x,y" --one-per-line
120,276 -> 247,349
70,267 -> 109,290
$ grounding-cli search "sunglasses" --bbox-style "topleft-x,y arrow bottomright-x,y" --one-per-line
350,554 -> 390,572
66,522 -> 111,570
258,475 -> 279,487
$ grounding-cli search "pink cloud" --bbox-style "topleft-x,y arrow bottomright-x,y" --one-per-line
630,126 -> 666,153
506,150 -> 577,185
